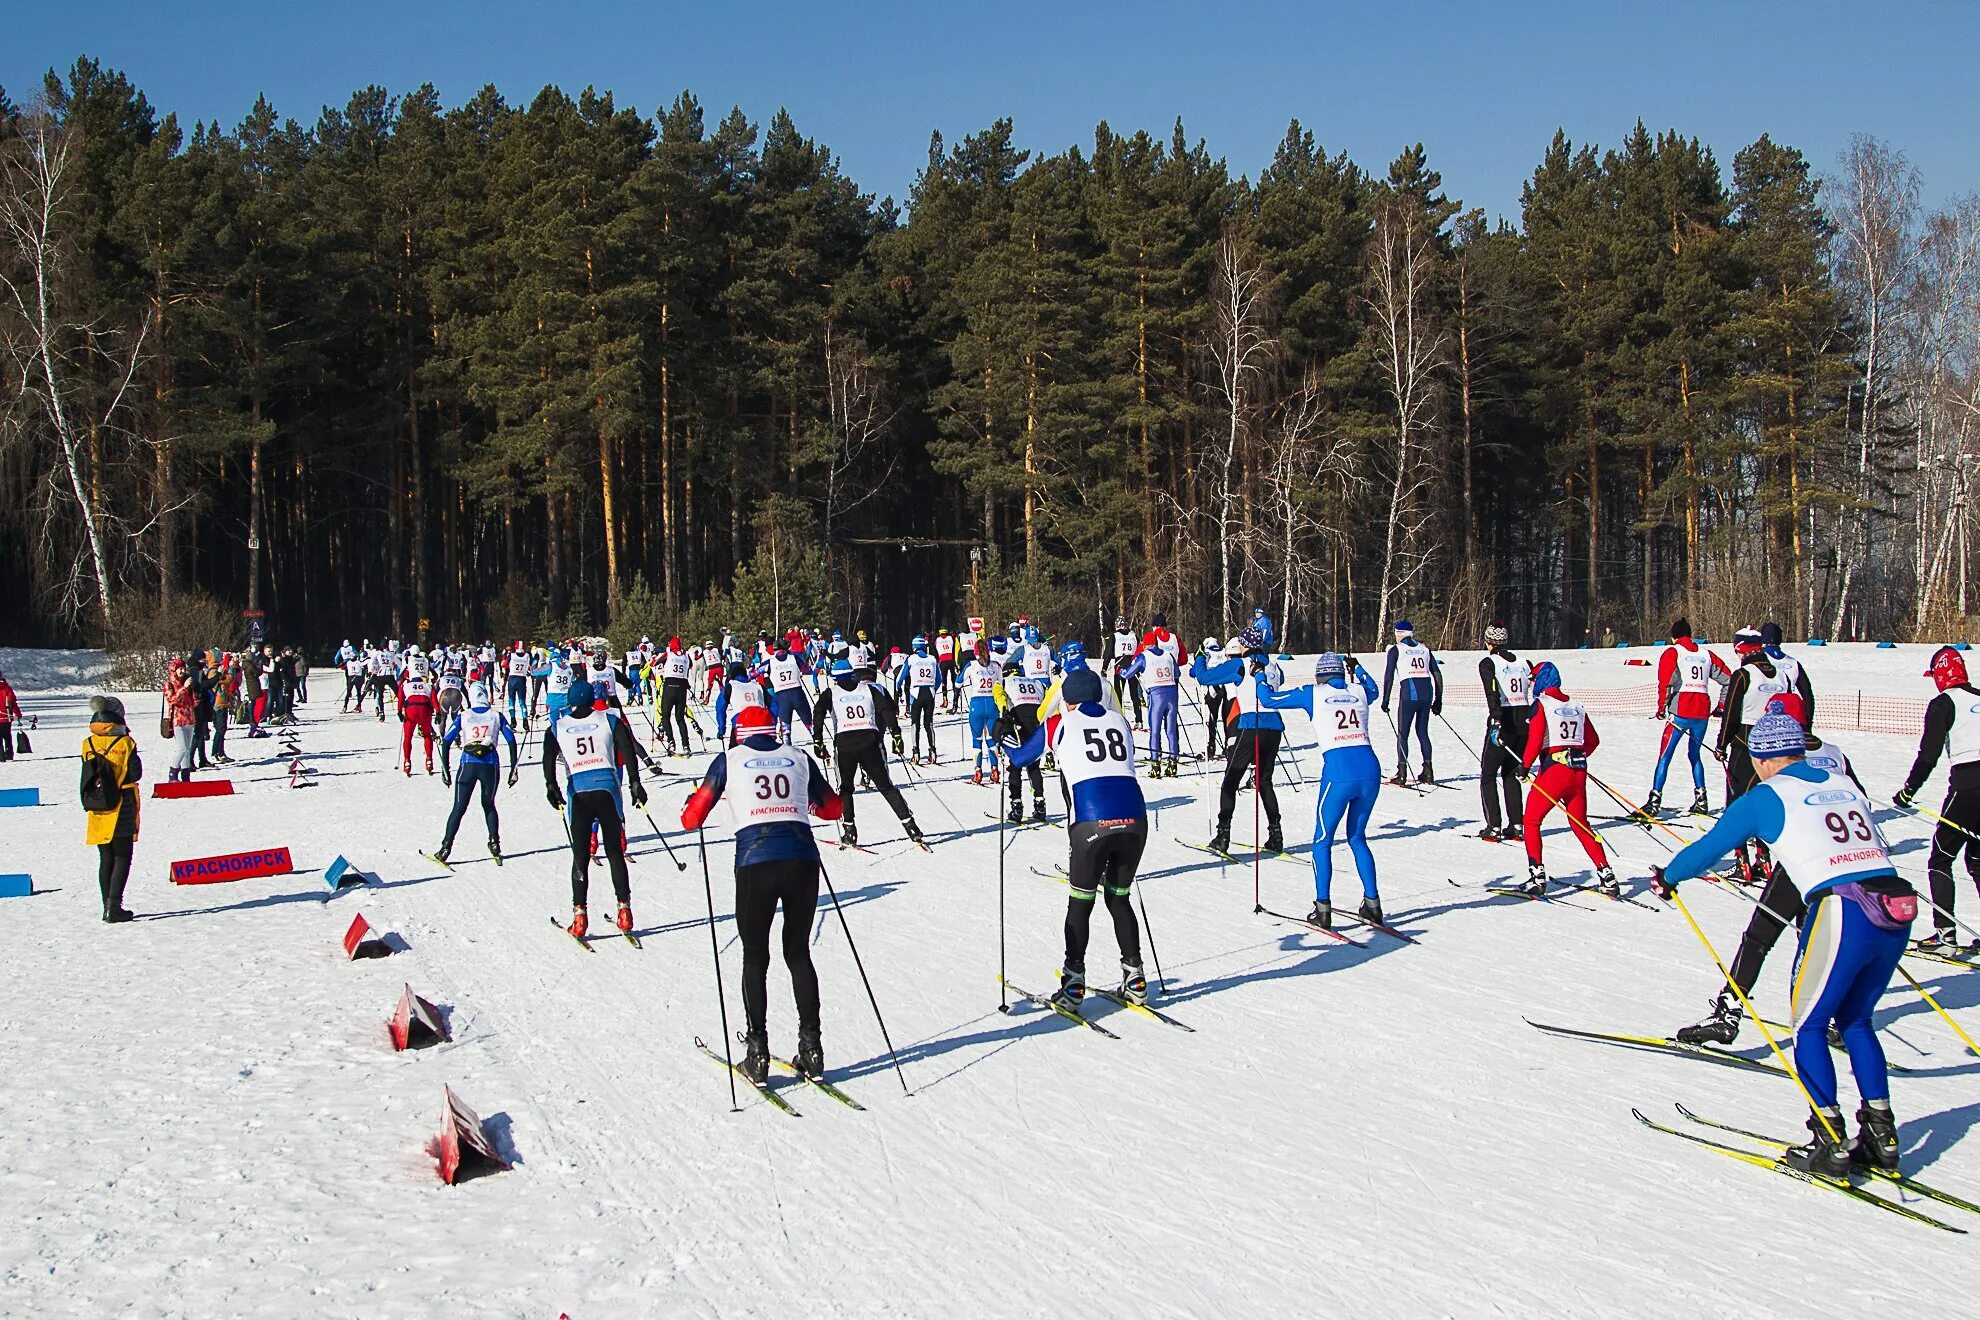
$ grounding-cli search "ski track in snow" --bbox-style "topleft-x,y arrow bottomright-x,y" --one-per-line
2,644 -> 1977,1318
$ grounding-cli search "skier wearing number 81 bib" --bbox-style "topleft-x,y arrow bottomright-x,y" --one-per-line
1002,668 -> 1151,1009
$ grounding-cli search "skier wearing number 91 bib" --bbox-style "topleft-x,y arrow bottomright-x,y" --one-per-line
542,679 -> 648,939
1649,706 -> 1918,1178
681,703 -> 845,1083
1001,668 -> 1151,1009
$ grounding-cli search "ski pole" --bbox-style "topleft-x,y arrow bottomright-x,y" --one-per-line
640,808 -> 688,871
816,857 -> 912,1096
1892,964 -> 1980,1058
1252,731 -> 1262,910
696,828 -> 741,1113
1665,888 -> 1843,1141
996,792 -> 1008,1014
1890,798 -> 1980,847
1136,881 -> 1168,993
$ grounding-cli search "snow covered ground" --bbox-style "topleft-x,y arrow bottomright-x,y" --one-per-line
1,642 -> 1977,1319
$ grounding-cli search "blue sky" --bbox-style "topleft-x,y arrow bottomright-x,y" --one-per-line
9,1 -> 1976,222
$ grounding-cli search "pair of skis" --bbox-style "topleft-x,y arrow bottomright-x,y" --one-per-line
693,1037 -> 865,1114
999,975 -> 1194,1035
550,915 -> 641,951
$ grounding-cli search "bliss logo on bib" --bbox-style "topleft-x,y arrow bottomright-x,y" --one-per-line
744,755 -> 799,771
1803,790 -> 1857,807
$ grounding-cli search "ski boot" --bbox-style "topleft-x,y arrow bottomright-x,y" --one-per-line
616,903 -> 634,933
1852,1101 -> 1901,1171
1164,758 -> 1179,778
840,822 -> 859,848
1416,762 -> 1435,786
990,766 -> 1001,785
1504,824 -> 1524,842
664,741 -> 678,758
1358,897 -> 1385,928
1006,801 -> 1023,825
402,760 -> 412,777
1640,790 -> 1662,819
739,1030 -> 771,1085
1783,1109 -> 1854,1179
1030,796 -> 1049,824
1263,831 -> 1284,856
1674,992 -> 1742,1046
1689,788 -> 1710,816
1209,830 -> 1231,856
1307,899 -> 1333,931
794,1026 -> 825,1080
426,757 -> 435,776
1916,927 -> 1963,953
1519,862 -> 1548,897
1120,961 -> 1149,1007
904,819 -> 925,846
972,765 -> 985,786
1478,826 -> 1503,842
432,843 -> 452,865
569,905 -> 589,940
1595,865 -> 1621,898
1389,767 -> 1410,787
928,752 -> 940,766
1050,967 -> 1086,1008
488,836 -> 502,865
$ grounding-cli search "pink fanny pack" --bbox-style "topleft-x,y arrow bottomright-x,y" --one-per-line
1834,881 -> 1917,932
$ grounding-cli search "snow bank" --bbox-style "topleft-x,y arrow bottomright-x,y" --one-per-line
0,647 -> 110,694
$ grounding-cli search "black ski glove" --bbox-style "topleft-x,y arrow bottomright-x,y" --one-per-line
547,786 -> 565,811
507,765 -> 519,788
631,783 -> 648,810
440,763 -> 452,787
891,732 -> 904,756
1647,865 -> 1675,901
1892,787 -> 1916,809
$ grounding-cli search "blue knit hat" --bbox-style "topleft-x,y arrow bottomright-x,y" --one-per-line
1062,669 -> 1103,707
1748,709 -> 1807,759
1314,652 -> 1346,682
566,679 -> 595,714
1394,619 -> 1414,635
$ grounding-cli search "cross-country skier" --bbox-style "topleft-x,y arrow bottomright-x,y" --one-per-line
1476,621 -> 1535,842
654,637 -> 696,754
1519,661 -> 1618,896
764,638 -> 814,746
435,680 -> 519,864
503,642 -> 531,728
812,660 -> 923,847
1251,607 -> 1276,651
1198,637 -> 1229,759
714,661 -> 770,746
933,627 -> 958,711
1718,626 -> 1792,879
1673,694 -> 1867,1045
340,643 -> 365,713
897,636 -> 941,763
1893,645 -> 1980,951
1647,617 -> 1728,816
1120,613 -> 1186,776
995,659 -> 1051,823
398,653 -> 438,776
1002,667 -> 1151,1009
681,702 -> 843,1082
961,641 -> 1003,784
544,648 -> 575,724
1380,620 -> 1442,785
543,678 -> 648,938
1190,626 -> 1288,857
1104,616 -> 1144,727
1760,622 -> 1815,724
1650,704 -> 1917,1176
1263,652 -> 1383,929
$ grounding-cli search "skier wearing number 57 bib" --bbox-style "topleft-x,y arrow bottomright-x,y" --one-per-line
681,703 -> 845,1084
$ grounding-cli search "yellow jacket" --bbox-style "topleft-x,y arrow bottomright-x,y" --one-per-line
81,722 -> 142,846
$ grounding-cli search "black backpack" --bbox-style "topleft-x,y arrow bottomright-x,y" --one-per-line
81,738 -> 126,812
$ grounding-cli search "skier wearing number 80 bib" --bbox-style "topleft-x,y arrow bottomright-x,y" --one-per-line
812,660 -> 923,849
681,703 -> 846,1084
1002,669 -> 1150,1009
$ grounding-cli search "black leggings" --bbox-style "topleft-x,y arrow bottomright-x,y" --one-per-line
909,691 -> 936,750
660,678 -> 693,748
568,790 -> 630,907
1927,787 -> 1980,931
835,734 -> 911,824
1480,714 -> 1528,830
442,762 -> 501,849
1204,691 -> 1227,754
97,839 -> 134,915
1725,867 -> 1806,995
1112,670 -> 1144,723
1064,819 -> 1145,971
1217,728 -> 1282,833
737,857 -> 822,1035
1006,705 -> 1044,803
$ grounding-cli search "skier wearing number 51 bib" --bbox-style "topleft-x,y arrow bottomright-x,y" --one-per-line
542,679 -> 648,939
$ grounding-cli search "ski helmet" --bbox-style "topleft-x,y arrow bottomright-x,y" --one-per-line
1926,645 -> 1970,692
467,682 -> 490,708
912,635 -> 928,652
1058,640 -> 1087,670
565,679 -> 596,715
1024,625 -> 1041,646
1531,661 -> 1562,694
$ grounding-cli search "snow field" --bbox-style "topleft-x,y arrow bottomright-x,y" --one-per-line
0,643 -> 1976,1318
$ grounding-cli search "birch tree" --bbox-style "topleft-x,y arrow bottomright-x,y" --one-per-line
1206,227 -> 1275,632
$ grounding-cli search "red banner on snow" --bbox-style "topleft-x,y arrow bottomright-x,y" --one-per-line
437,1086 -> 510,1184
152,779 -> 235,799
169,847 -> 293,884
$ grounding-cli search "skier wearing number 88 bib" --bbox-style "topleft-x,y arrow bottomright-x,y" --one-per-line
1002,669 -> 1150,1008
681,703 -> 845,1083
1649,706 -> 1918,1177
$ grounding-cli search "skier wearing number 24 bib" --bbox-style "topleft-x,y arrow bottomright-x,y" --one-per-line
682,703 -> 845,1084
1260,652 -> 1384,931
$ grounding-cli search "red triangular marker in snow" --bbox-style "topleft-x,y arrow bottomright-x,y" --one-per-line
389,984 -> 449,1050
437,1085 -> 510,1184
342,912 -> 391,960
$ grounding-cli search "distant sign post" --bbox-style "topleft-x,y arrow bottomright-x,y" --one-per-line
243,608 -> 265,645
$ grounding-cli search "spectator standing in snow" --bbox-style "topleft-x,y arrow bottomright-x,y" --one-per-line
81,694 -> 143,922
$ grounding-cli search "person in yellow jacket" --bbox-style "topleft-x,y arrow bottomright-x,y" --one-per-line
81,694 -> 144,922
